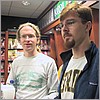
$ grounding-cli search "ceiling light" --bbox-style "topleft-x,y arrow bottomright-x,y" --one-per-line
76,1 -> 83,4
82,1 -> 97,7
22,0 -> 30,6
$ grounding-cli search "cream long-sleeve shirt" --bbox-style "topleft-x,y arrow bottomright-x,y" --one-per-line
6,53 -> 58,99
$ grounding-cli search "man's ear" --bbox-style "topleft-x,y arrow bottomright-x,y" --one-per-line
18,40 -> 22,45
85,21 -> 92,32
37,37 -> 40,44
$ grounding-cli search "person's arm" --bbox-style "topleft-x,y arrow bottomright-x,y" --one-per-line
6,61 -> 16,99
6,61 -> 16,85
58,64 -> 63,80
95,85 -> 99,99
42,60 -> 58,99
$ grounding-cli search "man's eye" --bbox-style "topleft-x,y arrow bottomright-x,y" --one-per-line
21,35 -> 26,38
29,34 -> 35,38
20,34 -> 35,38
67,21 -> 75,25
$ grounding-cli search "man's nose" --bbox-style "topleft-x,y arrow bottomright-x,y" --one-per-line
25,35 -> 30,39
62,25 -> 69,31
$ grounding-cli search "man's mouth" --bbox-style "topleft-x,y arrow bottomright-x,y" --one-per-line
64,33 -> 71,38
25,43 -> 31,45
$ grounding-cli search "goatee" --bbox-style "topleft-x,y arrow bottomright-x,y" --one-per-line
64,39 -> 75,50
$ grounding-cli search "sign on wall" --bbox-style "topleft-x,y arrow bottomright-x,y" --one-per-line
53,1 -> 78,19
53,1 -> 68,19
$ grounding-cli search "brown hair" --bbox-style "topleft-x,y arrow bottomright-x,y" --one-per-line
60,2 -> 93,36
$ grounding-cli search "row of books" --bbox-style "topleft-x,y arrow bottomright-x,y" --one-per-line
1,37 -> 5,48
8,38 -> 23,49
8,50 -> 23,60
40,40 -> 50,50
1,75 -> 5,84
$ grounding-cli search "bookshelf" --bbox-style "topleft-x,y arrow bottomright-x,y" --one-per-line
1,32 -> 6,84
40,35 -> 50,55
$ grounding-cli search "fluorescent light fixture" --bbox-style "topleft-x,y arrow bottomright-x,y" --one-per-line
82,1 -> 97,7
68,1 -> 83,4
76,1 -> 83,4
22,0 -> 30,6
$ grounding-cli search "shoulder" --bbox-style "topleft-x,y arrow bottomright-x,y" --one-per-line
37,53 -> 57,67
38,53 -> 55,61
12,55 -> 24,62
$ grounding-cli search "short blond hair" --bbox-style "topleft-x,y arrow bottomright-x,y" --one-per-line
16,22 -> 41,52
16,22 -> 41,41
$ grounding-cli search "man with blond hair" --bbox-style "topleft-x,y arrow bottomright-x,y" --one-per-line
6,22 -> 58,99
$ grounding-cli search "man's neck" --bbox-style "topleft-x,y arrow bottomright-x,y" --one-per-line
24,50 -> 39,57
72,40 -> 90,59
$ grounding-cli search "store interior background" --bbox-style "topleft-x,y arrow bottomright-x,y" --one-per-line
1,0 -> 99,84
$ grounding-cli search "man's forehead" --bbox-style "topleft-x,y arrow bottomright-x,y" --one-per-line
61,11 -> 80,22
66,10 -> 79,17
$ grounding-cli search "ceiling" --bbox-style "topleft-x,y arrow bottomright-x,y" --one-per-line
1,0 -> 56,18
91,2 -> 99,9
1,0 -> 99,19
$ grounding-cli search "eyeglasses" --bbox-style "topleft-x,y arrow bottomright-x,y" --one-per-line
20,34 -> 36,39
60,19 -> 77,28
60,18 -> 88,29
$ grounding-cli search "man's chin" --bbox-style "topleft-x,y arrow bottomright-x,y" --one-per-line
64,41 -> 75,50
25,48 -> 33,52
